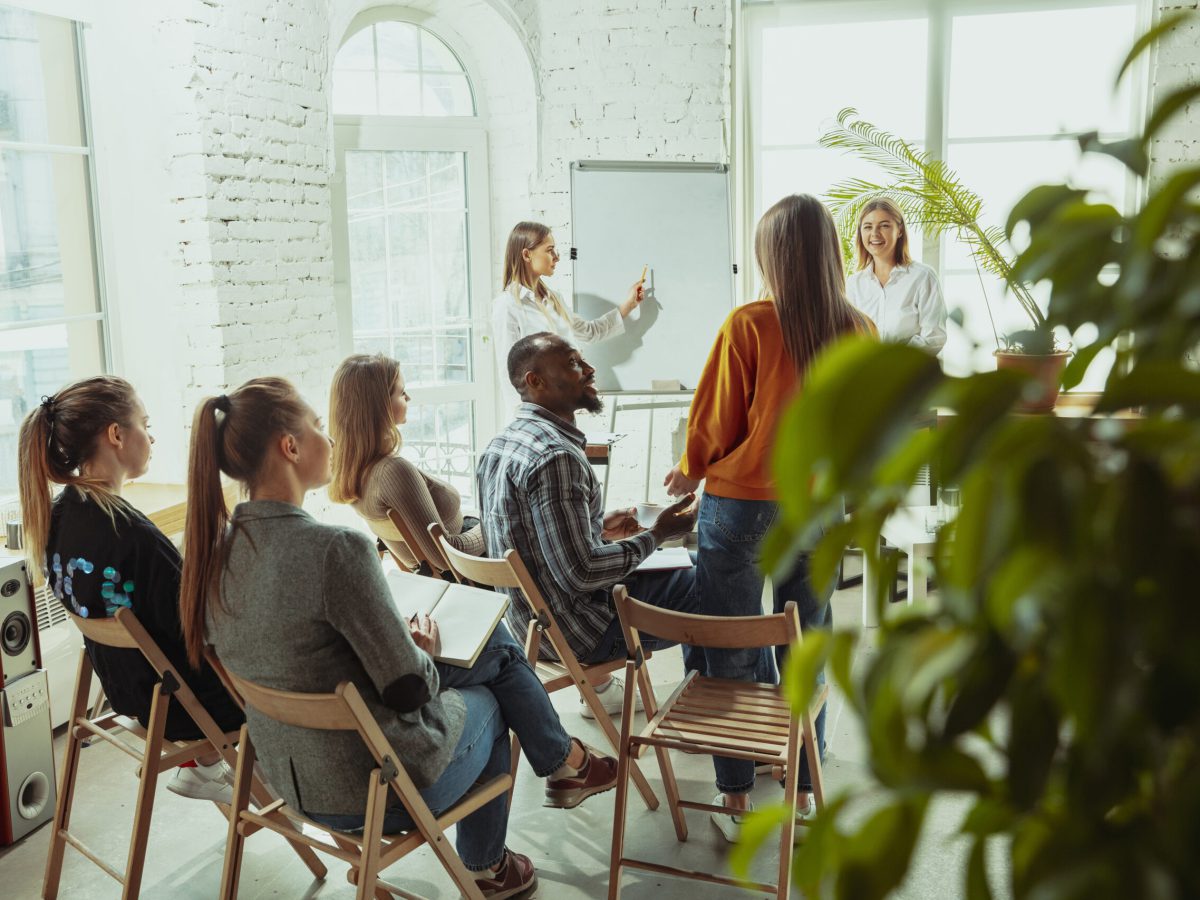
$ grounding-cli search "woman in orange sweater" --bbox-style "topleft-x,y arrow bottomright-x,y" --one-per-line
663,194 -> 874,840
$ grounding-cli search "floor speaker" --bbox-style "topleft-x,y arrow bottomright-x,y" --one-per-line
0,556 -> 57,845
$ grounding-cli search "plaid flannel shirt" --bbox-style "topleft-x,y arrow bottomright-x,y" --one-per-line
476,403 -> 656,658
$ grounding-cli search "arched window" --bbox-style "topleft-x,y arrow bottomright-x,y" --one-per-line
331,14 -> 492,503
333,19 -> 475,117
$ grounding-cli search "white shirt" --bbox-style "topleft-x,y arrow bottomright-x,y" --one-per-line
491,283 -> 625,406
846,260 -> 947,353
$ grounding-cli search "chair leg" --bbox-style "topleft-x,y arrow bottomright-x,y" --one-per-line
42,653 -> 93,899
122,686 -> 170,899
506,734 -> 522,810
607,692 -> 637,900
803,706 -> 826,812
219,726 -> 257,900
777,727 -> 802,900
356,773 -> 388,900
577,676 -> 659,810
333,834 -> 392,900
245,774 -> 328,880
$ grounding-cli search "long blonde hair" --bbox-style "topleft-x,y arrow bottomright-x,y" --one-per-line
180,377 -> 309,667
854,197 -> 913,270
17,376 -> 139,579
328,354 -> 401,504
756,194 -> 870,375
502,221 -> 571,323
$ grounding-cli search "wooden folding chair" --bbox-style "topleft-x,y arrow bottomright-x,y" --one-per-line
43,609 -> 326,899
363,509 -> 454,580
430,523 -> 659,811
208,654 -> 512,900
607,587 -> 829,900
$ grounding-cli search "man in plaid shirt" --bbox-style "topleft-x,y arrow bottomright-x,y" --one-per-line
478,333 -> 704,713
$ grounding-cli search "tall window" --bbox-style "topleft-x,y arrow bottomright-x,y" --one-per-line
0,6 -> 104,499
332,14 -> 491,503
745,0 -> 1141,384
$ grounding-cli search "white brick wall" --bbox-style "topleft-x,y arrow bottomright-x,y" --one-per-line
1149,1 -> 1200,184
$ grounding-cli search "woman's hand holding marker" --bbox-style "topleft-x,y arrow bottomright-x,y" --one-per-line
619,265 -> 649,317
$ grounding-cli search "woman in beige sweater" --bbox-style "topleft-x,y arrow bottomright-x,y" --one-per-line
329,354 -> 483,569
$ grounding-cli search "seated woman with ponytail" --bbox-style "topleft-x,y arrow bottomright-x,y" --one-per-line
181,377 -> 618,898
16,376 -> 243,801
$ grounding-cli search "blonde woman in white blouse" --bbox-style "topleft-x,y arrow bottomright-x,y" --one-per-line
492,221 -> 646,407
845,198 -> 947,353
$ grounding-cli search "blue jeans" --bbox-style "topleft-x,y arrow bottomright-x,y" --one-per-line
696,493 -> 832,794
579,559 -> 707,674
307,626 -> 573,870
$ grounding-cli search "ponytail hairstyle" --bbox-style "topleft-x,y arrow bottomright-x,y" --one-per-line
501,221 -> 571,322
328,354 -> 401,504
853,196 -> 912,270
17,376 -> 140,579
755,194 -> 871,376
180,377 -> 309,667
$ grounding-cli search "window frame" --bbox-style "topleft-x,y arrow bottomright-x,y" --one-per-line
330,9 -> 498,479
0,6 -> 109,502
740,0 -> 1152,302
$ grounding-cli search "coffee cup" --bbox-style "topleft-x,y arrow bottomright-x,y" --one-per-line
636,502 -> 664,529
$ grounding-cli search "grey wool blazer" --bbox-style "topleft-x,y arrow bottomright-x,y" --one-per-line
206,500 -> 467,817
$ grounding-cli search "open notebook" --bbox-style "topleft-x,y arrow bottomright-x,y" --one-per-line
385,570 -> 509,668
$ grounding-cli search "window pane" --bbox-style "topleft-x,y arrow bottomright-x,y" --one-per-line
332,70 -> 377,116
948,5 -> 1138,138
759,17 -> 926,147
0,9 -> 84,146
377,73 -> 422,116
375,21 -> 419,71
335,25 -> 375,71
333,21 -> 474,118
943,140 -> 1129,271
400,400 -> 475,505
1,151 -> 100,325
422,74 -> 474,117
346,150 -> 473,388
0,320 -> 103,496
420,30 -> 465,73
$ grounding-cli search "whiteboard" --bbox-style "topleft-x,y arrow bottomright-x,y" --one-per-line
570,162 -> 734,391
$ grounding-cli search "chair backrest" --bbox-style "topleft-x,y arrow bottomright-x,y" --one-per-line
613,585 -> 800,651
429,523 -> 525,592
69,608 -> 233,746
366,509 -> 451,577
210,657 -> 362,733
205,649 -> 406,783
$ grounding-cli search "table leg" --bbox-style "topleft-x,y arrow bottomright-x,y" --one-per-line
908,546 -> 929,607
862,557 -> 880,628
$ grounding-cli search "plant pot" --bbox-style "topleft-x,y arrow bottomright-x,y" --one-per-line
994,350 -> 1071,412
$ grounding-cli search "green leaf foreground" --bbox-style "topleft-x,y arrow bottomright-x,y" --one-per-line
736,17 -> 1200,899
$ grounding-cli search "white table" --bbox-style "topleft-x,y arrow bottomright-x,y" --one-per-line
861,505 -> 939,628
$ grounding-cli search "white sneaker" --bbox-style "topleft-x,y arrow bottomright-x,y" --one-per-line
167,760 -> 234,803
579,675 -> 642,719
710,794 -> 754,843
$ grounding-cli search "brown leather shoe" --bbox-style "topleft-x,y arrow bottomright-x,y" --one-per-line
543,745 -> 619,809
471,849 -> 538,899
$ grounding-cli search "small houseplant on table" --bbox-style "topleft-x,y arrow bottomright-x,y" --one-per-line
819,107 -> 1071,410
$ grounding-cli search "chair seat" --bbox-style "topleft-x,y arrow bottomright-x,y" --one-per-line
635,676 -> 795,764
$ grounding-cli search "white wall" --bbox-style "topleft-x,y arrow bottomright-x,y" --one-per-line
1150,1 -> 1200,184
75,0 -> 1198,500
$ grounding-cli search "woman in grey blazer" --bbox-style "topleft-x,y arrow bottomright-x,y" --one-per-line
179,377 -> 619,899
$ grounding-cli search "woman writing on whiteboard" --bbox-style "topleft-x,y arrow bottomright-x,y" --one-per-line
492,221 -> 646,407
845,198 -> 946,353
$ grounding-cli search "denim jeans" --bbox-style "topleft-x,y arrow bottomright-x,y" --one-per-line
579,558 -> 707,674
306,625 -> 573,870
696,493 -> 832,794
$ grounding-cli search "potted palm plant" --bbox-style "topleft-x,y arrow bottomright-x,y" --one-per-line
819,108 -> 1070,410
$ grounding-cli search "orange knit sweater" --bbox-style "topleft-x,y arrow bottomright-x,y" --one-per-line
680,300 -> 874,500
